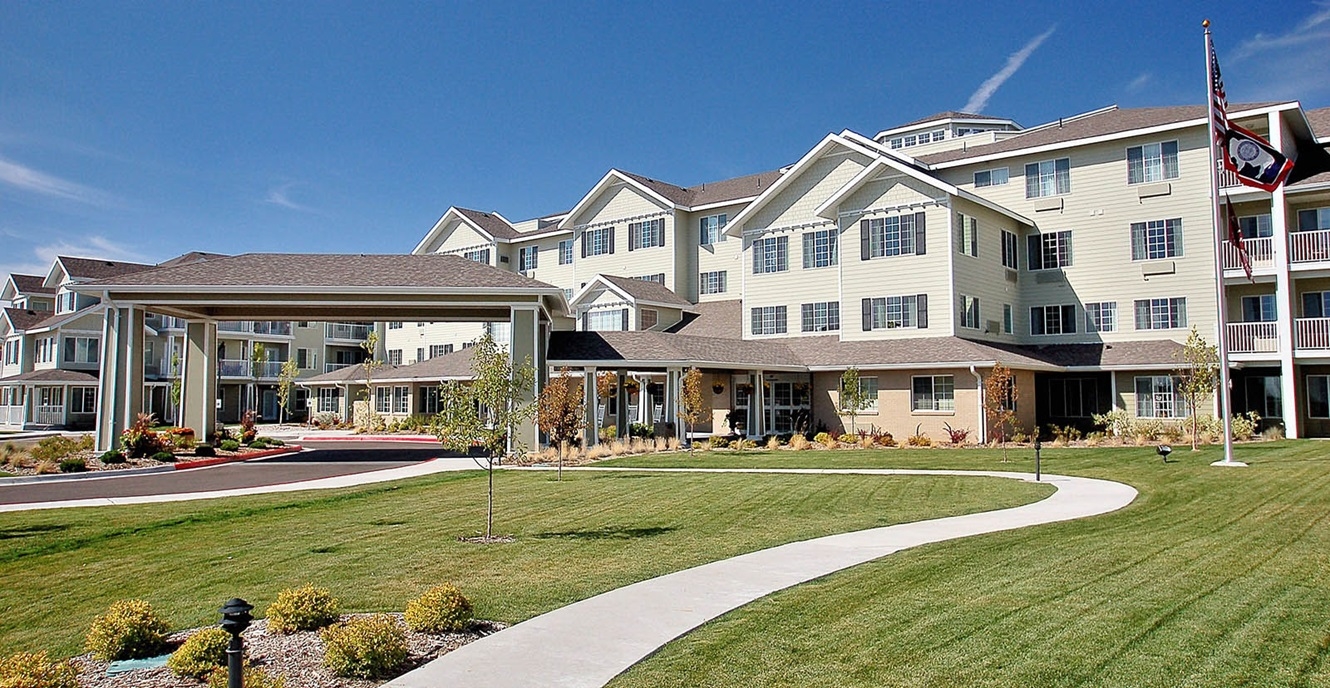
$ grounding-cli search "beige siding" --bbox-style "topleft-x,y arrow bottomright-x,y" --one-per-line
950,197 -> 1024,344
427,218 -> 496,265
570,184 -> 678,292
690,202 -> 748,304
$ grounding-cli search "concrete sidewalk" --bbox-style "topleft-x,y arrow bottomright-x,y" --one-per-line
386,467 -> 1138,688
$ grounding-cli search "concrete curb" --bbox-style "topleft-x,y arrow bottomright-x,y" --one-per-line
174,445 -> 304,470
0,465 -> 176,486
296,435 -> 439,443
386,466 -> 1138,688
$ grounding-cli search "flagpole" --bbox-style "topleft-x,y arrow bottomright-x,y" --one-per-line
1203,20 -> 1244,467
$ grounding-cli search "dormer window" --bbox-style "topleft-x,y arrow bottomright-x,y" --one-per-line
57,291 -> 76,313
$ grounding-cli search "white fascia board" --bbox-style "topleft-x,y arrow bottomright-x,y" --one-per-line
68,284 -> 564,297
508,228 -> 575,243
412,208 -> 495,254
929,104 -> 1299,170
688,196 -> 759,213
559,170 -> 677,230
42,261 -> 69,290
839,130 -> 933,170
567,275 -> 617,308
0,277 -> 21,303
1064,363 -> 1177,372
1288,181 -> 1330,194
722,134 -> 852,238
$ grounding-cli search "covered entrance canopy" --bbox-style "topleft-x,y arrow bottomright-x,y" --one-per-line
71,253 -> 570,450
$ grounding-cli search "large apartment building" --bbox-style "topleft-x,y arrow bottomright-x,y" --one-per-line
0,254 -> 378,430
376,99 -> 1330,441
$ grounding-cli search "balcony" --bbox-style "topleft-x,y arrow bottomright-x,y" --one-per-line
218,321 -> 253,333
1227,322 -> 1279,355
252,321 -> 292,337
1295,318 -> 1330,352
1223,237 -> 1274,271
219,359 -> 250,377
1289,229 -> 1330,264
326,323 -> 373,342
325,362 -> 358,373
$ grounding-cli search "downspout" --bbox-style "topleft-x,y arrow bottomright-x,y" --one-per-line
970,365 -> 985,445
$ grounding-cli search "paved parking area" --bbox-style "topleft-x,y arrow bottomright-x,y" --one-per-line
0,441 -> 451,506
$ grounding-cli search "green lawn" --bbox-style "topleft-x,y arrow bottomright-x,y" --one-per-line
0,468 -> 1047,657
606,442 -> 1330,688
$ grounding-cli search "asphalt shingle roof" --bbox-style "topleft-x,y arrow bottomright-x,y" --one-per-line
782,336 -> 1055,369
0,369 -> 99,384
3,307 -> 50,331
665,299 -> 743,339
616,169 -> 786,209
599,276 -> 693,309
8,274 -> 55,296
455,208 -> 521,240
58,256 -> 156,280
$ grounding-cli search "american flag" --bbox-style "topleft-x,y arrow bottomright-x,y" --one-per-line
1210,36 -> 1229,149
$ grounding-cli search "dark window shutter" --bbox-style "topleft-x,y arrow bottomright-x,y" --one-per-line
608,227 -> 615,254
621,309 -> 629,331
917,294 -> 929,328
628,224 -> 637,252
970,219 -> 978,256
580,312 -> 588,330
657,219 -> 666,247
581,233 -> 588,258
914,212 -> 927,255
860,219 -> 871,260
1027,235 -> 1042,270
1063,305 -> 1077,333
862,298 -> 873,331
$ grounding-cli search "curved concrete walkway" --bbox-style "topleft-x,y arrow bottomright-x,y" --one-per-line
386,467 -> 1138,688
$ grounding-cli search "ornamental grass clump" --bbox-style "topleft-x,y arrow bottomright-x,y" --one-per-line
321,615 -> 407,679
0,650 -> 78,688
167,627 -> 231,679
404,584 -> 473,634
264,584 -> 340,634
85,599 -> 171,661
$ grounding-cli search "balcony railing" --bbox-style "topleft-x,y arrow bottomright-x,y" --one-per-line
252,321 -> 292,336
2,406 -> 22,426
326,323 -> 373,341
1223,237 -> 1274,270
35,408 -> 63,425
217,359 -> 288,378
1295,317 -> 1330,351
219,359 -> 249,377
1218,167 -> 1242,189
218,321 -> 252,333
1289,229 -> 1330,264
325,362 -> 357,373
1227,322 -> 1279,354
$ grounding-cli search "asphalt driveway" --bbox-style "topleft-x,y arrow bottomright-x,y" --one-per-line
0,441 -> 454,505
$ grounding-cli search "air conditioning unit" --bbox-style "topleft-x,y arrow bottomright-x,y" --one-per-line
984,320 -> 1002,334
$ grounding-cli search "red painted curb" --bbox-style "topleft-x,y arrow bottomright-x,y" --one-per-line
175,445 -> 303,470
296,435 -> 440,443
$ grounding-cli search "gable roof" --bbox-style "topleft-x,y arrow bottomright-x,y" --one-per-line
547,330 -> 805,371
376,347 -> 478,382
6,274 -> 56,297
2,307 -> 50,332
53,256 -> 155,282
454,208 -> 521,240
722,133 -> 878,236
596,275 -> 693,309
0,369 -> 99,384
665,299 -> 743,339
917,103 -> 1288,167
157,252 -> 228,268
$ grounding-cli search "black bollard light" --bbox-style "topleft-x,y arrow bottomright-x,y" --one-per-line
1034,437 -> 1042,482
1157,444 -> 1173,463
219,598 -> 253,688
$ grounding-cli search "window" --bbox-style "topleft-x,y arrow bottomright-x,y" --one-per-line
640,308 -> 658,330
1031,305 -> 1078,335
1003,304 -> 1013,334
863,213 -> 924,258
841,376 -> 878,412
700,270 -> 727,295
1046,378 -> 1098,418
558,239 -> 574,265
430,344 -> 450,358
752,236 -> 788,274
586,309 -> 627,332
518,246 -> 538,271
1085,302 -> 1117,332
912,375 -> 955,412
1001,230 -> 1019,270
802,229 -> 838,268
634,273 -> 665,284
974,167 -> 1009,187
1243,295 -> 1277,322
1246,376 -> 1283,419
1298,208 -> 1330,231
462,248 -> 490,264
419,386 -> 442,415
388,349 -> 402,365
801,302 -> 840,332
583,226 -> 614,257
1304,291 -> 1330,318
388,322 -> 403,329
751,306 -> 788,335
1027,230 -> 1072,270
70,387 -> 97,414
1126,141 -> 1180,184
700,214 -> 728,245
416,347 -> 425,363
628,218 -> 664,250
3,340 -> 18,365
317,387 -> 340,413
1130,219 -> 1183,260
959,295 -> 980,329
37,386 -> 63,408
394,386 -> 409,414
36,337 -> 56,364
864,294 -> 927,330
1134,297 -> 1187,330
957,214 -> 978,257
1136,376 -> 1186,418
1309,375 -> 1330,418
1239,214 -> 1273,239
57,291 -> 76,313
63,337 -> 99,364
375,387 -> 392,414
296,348 -> 314,370
1025,158 -> 1071,198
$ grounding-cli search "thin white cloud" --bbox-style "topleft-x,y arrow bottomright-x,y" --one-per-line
0,234 -> 152,303
1233,2 -> 1330,61
963,25 -> 1057,114
1126,72 -> 1153,92
0,156 -> 113,206
263,181 -> 322,214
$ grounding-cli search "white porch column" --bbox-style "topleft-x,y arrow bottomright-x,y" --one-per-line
510,306 -> 541,453
614,369 -> 628,435
664,367 -> 682,437
583,367 -> 599,446
180,320 -> 218,443
1270,112 -> 1299,438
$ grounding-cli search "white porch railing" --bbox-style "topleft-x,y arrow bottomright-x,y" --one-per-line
1223,237 -> 1274,270
1295,317 -> 1330,350
1290,229 -> 1330,264
219,359 -> 250,377
326,323 -> 373,341
1226,322 -> 1279,354
35,407 -> 63,425
1,406 -> 23,426
325,362 -> 356,373
218,321 -> 253,333
252,321 -> 292,336
1218,167 -> 1242,189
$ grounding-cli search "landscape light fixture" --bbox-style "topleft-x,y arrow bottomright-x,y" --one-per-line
219,598 -> 253,688
1157,444 -> 1173,463
1033,437 -> 1041,482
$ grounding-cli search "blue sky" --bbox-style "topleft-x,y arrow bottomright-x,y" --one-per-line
2,1 -> 1328,286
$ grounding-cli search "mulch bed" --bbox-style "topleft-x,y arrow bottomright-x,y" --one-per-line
71,615 -> 504,688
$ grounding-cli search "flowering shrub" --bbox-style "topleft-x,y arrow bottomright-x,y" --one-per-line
240,410 -> 258,444
121,413 -> 167,458
206,664 -> 285,688
0,650 -> 77,688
